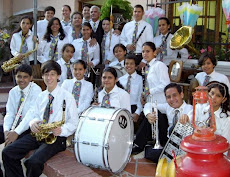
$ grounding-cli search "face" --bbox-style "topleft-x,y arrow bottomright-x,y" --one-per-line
133,7 -> 144,22
45,10 -> 55,21
51,20 -> 61,34
72,14 -> 82,27
20,18 -> 32,33
42,70 -> 60,92
62,6 -> 71,19
158,19 -> 170,35
142,45 -> 155,63
125,59 -> 136,74
165,87 -> 184,109
201,58 -> 215,75
73,63 -> 85,80
62,46 -> 74,62
102,20 -> 110,33
16,72 -> 32,90
83,6 -> 90,19
82,25 -> 92,40
114,47 -> 126,61
209,87 -> 227,110
90,7 -> 100,21
102,71 -> 117,93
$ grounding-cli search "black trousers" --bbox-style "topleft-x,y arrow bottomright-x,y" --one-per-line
134,110 -> 169,150
2,134 -> 66,177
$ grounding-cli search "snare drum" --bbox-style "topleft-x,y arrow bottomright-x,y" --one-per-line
74,106 -> 133,173
111,65 -> 127,78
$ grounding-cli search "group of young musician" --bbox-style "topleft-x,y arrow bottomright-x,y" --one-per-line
1,3 -> 230,177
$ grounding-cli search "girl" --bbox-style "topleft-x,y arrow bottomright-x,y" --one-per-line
101,17 -> 120,65
62,60 -> 94,115
37,17 -> 69,63
98,67 -> 131,112
61,5 -> 71,27
153,17 -> 188,66
142,42 -> 170,104
71,22 -> 100,68
10,16 -> 36,65
57,44 -> 74,85
109,44 -> 127,68
195,51 -> 230,93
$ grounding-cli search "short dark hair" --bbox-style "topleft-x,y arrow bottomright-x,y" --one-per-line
142,42 -> 156,51
83,4 -> 91,9
41,60 -> 61,75
134,4 -> 144,11
15,64 -> 32,76
113,43 -> 127,54
102,17 -> 110,22
71,11 -> 83,20
82,22 -> 92,29
73,60 -> 87,69
44,6 -> 55,14
63,5 -> 71,12
198,51 -> 217,67
158,17 -> 170,25
125,54 -> 137,65
62,43 -> 75,53
164,83 -> 182,95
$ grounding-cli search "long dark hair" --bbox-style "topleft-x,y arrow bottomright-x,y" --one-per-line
13,16 -> 33,34
207,81 -> 230,117
102,67 -> 124,89
43,17 -> 66,42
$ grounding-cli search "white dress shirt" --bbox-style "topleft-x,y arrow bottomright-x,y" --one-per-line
62,78 -> 94,115
64,26 -> 82,43
98,85 -> 131,112
120,20 -> 154,54
18,85 -> 78,137
35,19 -> 49,41
89,19 -> 100,32
61,20 -> 71,28
57,58 -> 73,85
153,33 -> 189,66
4,82 -> 42,134
103,31 -> 120,63
119,72 -> 143,115
37,35 -> 69,63
109,59 -> 125,68
195,70 -> 230,93
146,58 -> 170,104
144,101 -> 193,128
71,37 -> 100,66
10,30 -> 35,62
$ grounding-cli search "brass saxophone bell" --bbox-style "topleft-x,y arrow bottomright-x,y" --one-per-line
45,134 -> 57,144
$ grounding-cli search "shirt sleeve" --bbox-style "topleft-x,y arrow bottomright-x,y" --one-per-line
120,25 -> 128,47
10,34 -> 20,57
135,78 -> 143,115
91,43 -> 100,67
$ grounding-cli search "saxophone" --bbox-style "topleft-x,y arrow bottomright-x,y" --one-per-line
32,100 -> 66,144
1,42 -> 38,72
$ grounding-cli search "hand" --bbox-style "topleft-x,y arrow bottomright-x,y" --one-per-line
113,29 -> 121,35
126,44 -> 136,51
155,47 -> 162,55
4,131 -> 9,141
17,53 -> 24,60
146,112 -> 157,124
89,38 -> 97,47
5,131 -> 19,146
179,114 -> 190,125
33,35 -> 39,43
132,113 -> 139,122
141,95 -> 146,106
137,62 -> 146,71
88,62 -> 94,67
30,120 -> 42,133
92,102 -> 100,106
52,127 -> 62,136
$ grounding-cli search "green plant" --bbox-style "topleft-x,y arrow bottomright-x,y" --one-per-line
100,0 -> 133,21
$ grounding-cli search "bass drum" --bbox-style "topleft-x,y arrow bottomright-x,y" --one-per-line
110,65 -> 127,78
74,106 -> 133,173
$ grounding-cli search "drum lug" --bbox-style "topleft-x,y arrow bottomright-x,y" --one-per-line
104,143 -> 109,150
82,141 -> 90,145
91,143 -> 99,146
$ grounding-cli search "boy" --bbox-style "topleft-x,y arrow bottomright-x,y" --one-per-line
2,60 -> 78,177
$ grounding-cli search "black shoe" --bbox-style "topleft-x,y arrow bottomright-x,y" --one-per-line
131,146 -> 143,155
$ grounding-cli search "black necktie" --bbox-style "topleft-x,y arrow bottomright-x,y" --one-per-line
43,93 -> 54,123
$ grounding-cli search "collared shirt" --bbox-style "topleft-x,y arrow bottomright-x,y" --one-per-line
10,30 -> 35,62
37,35 -> 69,63
109,59 -> 125,68
4,82 -> 42,134
89,19 -> 100,32
195,70 -> 230,93
119,71 -> 143,115
146,58 -> 170,104
120,19 -> 153,64
35,19 -> 49,41
103,31 -> 120,62
83,18 -> 90,23
98,85 -> 131,112
61,20 -> 71,28
62,78 -> 94,115
153,33 -> 189,66
64,26 -> 82,43
57,58 -> 73,85
71,37 -> 100,67
19,85 -> 78,137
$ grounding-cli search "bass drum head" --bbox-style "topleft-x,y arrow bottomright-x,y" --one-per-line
106,109 -> 134,173
110,65 -> 127,78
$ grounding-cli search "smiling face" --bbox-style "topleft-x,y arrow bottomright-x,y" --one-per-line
133,7 -> 144,22
209,87 -> 227,111
20,18 -> 32,34
83,6 -> 90,20
45,10 -> 55,21
51,19 -> 61,34
114,47 -> 126,62
102,20 -> 110,33
165,87 -> 184,109
158,19 -> 170,35
62,46 -> 74,62
142,45 -> 155,63
72,14 -> 82,27
125,58 -> 136,75
73,63 -> 85,80
82,25 -> 92,40
102,71 -> 117,93
90,7 -> 100,22
201,58 -> 215,75
62,6 -> 71,19
16,71 -> 32,90
42,70 -> 60,92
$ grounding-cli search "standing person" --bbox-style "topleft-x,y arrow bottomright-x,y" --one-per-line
120,4 -> 154,69
101,17 -> 120,65
35,6 -> 55,41
37,17 -> 69,63
98,67 -> 131,112
2,60 -> 78,177
62,60 -> 94,115
153,17 -> 188,66
109,44 -> 127,68
56,44 -> 74,85
82,4 -> 91,23
61,5 -> 72,27
10,16 -> 36,65
195,51 -> 230,93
